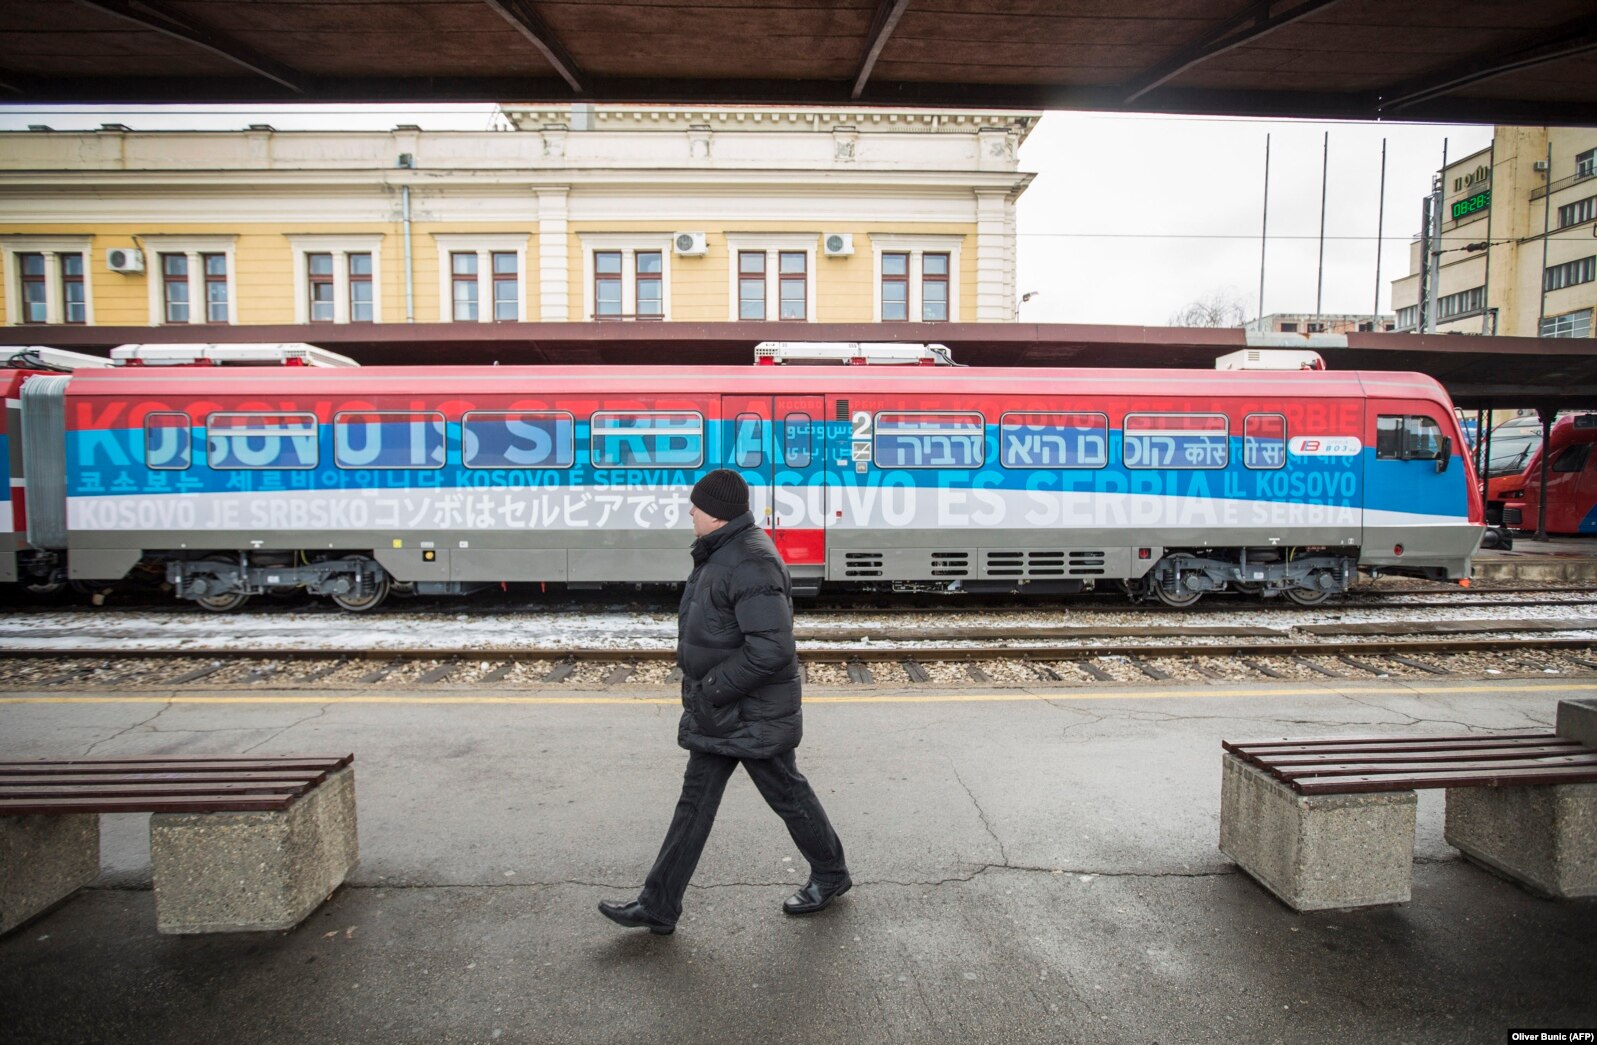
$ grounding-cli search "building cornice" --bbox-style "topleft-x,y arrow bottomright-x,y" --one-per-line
0,168 -> 1035,196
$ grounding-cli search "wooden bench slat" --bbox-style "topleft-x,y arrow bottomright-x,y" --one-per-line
0,794 -> 299,814
1257,744 -> 1587,767
1270,754 -> 1597,779
1226,736 -> 1569,758
0,772 -> 328,786
0,758 -> 350,776
1292,765 -> 1597,795
0,754 -> 352,766
1223,732 -> 1554,753
0,781 -> 315,800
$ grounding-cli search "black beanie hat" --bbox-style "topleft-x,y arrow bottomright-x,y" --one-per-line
691,468 -> 750,521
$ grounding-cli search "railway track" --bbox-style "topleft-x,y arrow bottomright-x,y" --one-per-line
6,633 -> 1597,692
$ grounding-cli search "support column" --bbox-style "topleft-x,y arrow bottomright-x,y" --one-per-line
1,814 -> 99,936
537,187 -> 570,322
974,190 -> 1011,322
1220,753 -> 1417,910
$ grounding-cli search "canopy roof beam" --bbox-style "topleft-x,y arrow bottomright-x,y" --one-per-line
1120,0 -> 1342,105
852,0 -> 912,100
71,0 -> 308,94
1379,13 -> 1597,113
482,0 -> 588,95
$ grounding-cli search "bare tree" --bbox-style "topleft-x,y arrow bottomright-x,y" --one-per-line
1168,289 -> 1249,328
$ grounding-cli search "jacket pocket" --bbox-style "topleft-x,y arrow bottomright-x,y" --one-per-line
690,681 -> 741,738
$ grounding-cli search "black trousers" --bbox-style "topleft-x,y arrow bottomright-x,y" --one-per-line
638,748 -> 848,924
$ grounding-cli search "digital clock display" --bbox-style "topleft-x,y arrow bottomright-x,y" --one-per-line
1452,190 -> 1490,220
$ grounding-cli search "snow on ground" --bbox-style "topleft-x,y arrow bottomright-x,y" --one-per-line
1,595 -> 1594,653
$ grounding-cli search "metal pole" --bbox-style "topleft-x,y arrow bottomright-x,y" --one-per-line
1316,131 -> 1328,314
1538,139 -> 1553,334
1258,133 -> 1270,322
1482,134 -> 1495,331
1482,408 -> 1494,522
1426,138 -> 1448,333
1424,193 -> 1437,332
1373,137 -> 1386,325
1536,406 -> 1553,541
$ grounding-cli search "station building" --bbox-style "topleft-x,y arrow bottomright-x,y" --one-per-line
1392,126 -> 1597,340
0,105 -> 1037,332
1247,313 -> 1396,335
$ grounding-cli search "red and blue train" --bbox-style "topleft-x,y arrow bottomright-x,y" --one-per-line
7,343 -> 1484,610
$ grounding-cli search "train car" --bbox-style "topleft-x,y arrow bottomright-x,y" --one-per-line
4,347 -> 114,591
19,345 -> 1483,611
1498,414 -> 1597,535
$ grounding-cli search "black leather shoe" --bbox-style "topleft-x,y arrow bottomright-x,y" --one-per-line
597,899 -> 675,935
783,875 -> 852,915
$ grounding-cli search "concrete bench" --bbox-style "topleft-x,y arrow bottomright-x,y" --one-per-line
1220,706 -> 1597,911
0,753 -> 358,935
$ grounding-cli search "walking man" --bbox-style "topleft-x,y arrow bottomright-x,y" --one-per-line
599,469 -> 850,935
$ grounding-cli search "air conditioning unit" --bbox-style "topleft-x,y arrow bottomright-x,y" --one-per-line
673,232 -> 708,256
1533,160 -> 1550,172
107,247 -> 144,273
823,233 -> 854,257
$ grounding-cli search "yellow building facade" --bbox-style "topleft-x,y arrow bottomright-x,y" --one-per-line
0,107 -> 1037,334
1392,125 -> 1597,339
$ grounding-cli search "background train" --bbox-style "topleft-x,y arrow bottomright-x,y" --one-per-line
7,342 -> 1484,611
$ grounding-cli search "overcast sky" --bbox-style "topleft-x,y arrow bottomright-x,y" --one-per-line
0,103 -> 1490,327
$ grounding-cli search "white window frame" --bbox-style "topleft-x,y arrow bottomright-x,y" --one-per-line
140,235 -> 237,326
579,234 -> 675,322
723,234 -> 816,322
286,234 -> 385,325
2,235 -> 95,326
867,234 -> 963,323
431,233 -> 530,323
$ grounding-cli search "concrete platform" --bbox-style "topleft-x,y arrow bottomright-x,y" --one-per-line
1472,535 -> 1597,584
3,679 -> 1596,1043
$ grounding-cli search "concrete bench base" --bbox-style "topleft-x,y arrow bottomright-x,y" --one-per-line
1220,753 -> 1418,911
0,813 -> 100,936
151,766 -> 358,934
1445,781 -> 1597,899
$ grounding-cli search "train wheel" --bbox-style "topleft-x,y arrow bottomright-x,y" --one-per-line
196,590 -> 251,613
330,569 -> 390,612
1283,587 -> 1332,606
1153,584 -> 1202,608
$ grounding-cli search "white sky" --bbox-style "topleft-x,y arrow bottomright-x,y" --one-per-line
0,103 -> 1491,327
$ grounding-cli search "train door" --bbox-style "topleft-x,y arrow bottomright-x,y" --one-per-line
718,395 -> 825,578
772,396 -> 825,572
1362,398 -> 1479,575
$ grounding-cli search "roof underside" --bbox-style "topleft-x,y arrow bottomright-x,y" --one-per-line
11,322 -> 1597,411
3,1 -> 1596,123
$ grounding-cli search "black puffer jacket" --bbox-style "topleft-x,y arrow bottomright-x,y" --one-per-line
676,512 -> 802,759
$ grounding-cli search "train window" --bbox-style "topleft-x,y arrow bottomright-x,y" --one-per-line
873,411 -> 984,469
144,412 -> 192,470
999,412 -> 1108,469
1243,413 -> 1287,470
333,411 -> 446,470
590,411 -> 705,468
1377,415 -> 1443,460
1122,413 -> 1228,469
783,413 -> 812,468
205,412 -> 319,470
733,413 -> 763,468
462,412 -> 574,469
1552,444 -> 1591,473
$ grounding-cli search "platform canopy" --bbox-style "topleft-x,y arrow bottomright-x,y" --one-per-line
10,322 -> 1597,412
3,1 -> 1596,123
